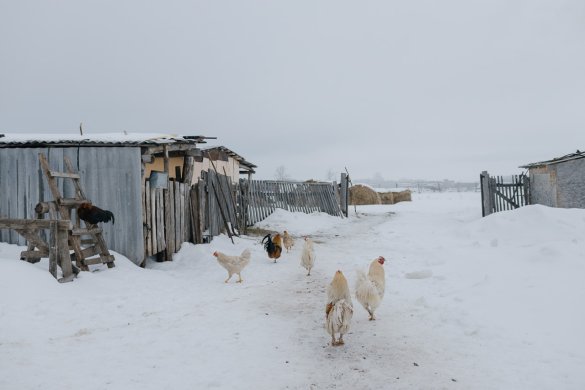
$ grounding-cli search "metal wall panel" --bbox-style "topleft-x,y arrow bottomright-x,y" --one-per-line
0,147 -> 144,265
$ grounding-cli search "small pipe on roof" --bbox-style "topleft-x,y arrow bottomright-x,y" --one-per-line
184,135 -> 217,140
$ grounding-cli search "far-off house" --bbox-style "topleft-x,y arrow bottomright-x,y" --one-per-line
198,146 -> 257,183
520,150 -> 585,209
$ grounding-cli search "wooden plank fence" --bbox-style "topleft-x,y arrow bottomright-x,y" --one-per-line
480,171 -> 529,217
142,173 -> 348,260
142,170 -> 239,260
242,179 -> 344,226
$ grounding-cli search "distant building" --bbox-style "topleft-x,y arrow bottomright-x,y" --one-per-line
200,146 -> 257,183
520,150 -> 585,209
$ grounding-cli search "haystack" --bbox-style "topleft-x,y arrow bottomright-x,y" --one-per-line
379,189 -> 412,204
393,189 -> 412,203
349,184 -> 381,205
379,192 -> 395,204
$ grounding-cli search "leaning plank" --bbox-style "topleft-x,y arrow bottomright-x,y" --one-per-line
198,179 -> 206,243
145,180 -> 152,257
48,222 -> 58,278
56,224 -> 74,282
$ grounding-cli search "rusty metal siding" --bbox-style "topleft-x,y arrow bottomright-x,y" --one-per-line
0,146 -> 144,265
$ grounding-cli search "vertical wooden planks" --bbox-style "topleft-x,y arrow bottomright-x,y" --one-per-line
145,180 -> 152,257
240,179 -> 345,226
481,171 -> 529,217
198,178 -> 206,242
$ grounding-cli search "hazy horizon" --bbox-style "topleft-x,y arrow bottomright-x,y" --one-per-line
1,1 -> 584,182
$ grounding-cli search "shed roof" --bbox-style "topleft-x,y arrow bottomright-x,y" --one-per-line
0,133 -> 213,148
203,145 -> 257,173
520,150 -> 585,168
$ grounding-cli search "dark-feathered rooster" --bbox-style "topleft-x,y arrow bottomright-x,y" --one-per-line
77,202 -> 115,225
262,233 -> 282,262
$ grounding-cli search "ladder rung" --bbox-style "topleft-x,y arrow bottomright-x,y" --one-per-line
48,171 -> 80,179
60,199 -> 87,207
83,257 -> 105,265
20,250 -> 48,261
80,246 -> 100,258
101,255 -> 115,263
84,255 -> 115,265
71,227 -> 103,235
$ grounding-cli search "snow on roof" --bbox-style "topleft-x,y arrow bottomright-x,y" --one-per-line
519,150 -> 585,168
0,132 -> 213,147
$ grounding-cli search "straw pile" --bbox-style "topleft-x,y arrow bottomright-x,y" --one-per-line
393,189 -> 412,203
349,185 -> 381,205
379,190 -> 412,204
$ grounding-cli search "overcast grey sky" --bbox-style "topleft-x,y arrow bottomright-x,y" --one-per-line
1,0 -> 584,182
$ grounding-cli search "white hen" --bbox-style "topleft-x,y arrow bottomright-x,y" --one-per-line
325,270 -> 353,346
212,249 -> 251,283
300,236 -> 315,276
355,256 -> 386,320
283,230 -> 294,253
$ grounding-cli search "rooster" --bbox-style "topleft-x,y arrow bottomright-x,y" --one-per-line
355,256 -> 386,321
262,233 -> 282,262
77,202 -> 115,225
325,270 -> 353,346
300,236 -> 315,276
212,249 -> 251,283
283,230 -> 294,253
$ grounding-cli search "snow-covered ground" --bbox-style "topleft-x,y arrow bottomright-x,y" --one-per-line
1,192 -> 584,389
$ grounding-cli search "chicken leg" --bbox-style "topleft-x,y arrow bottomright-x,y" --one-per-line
331,336 -> 337,346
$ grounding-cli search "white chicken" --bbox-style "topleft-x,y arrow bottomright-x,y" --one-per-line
325,270 -> 353,346
300,236 -> 315,276
355,256 -> 386,320
212,249 -> 251,283
283,230 -> 294,253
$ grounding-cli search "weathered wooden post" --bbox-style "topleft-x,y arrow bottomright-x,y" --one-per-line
340,173 -> 349,217
480,171 -> 492,217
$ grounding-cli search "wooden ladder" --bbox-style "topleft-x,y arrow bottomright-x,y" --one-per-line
37,153 -> 115,270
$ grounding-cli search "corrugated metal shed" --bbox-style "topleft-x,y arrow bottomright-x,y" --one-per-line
0,133 -> 212,266
0,133 -> 208,148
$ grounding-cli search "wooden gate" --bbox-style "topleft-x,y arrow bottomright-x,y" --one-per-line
143,171 -> 239,260
480,171 -> 529,217
143,179 -> 190,260
190,170 -> 239,244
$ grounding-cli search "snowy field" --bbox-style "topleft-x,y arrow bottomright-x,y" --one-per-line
1,192 -> 584,389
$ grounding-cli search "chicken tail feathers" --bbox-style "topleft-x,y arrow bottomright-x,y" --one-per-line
262,234 -> 275,252
240,248 -> 251,262
105,210 -> 115,224
355,270 -> 381,309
